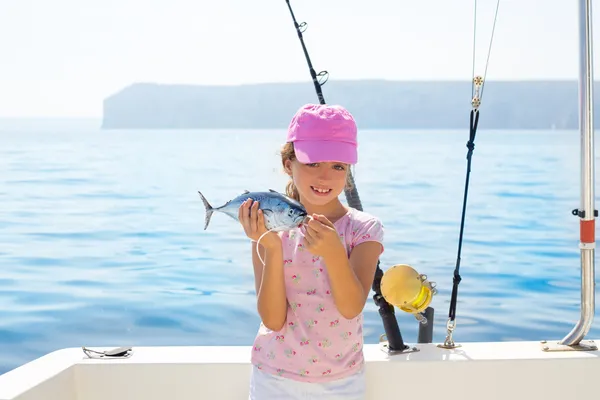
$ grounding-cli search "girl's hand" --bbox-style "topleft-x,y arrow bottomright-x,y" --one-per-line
238,199 -> 281,250
303,214 -> 344,259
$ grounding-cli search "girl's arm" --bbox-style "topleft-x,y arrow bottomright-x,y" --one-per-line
322,241 -> 382,319
239,200 -> 288,331
252,241 -> 288,331
303,214 -> 383,320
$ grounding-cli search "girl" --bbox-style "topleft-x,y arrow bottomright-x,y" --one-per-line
238,103 -> 384,399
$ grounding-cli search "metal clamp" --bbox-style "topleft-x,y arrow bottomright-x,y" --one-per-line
471,76 -> 483,110
437,319 -> 462,349
82,346 -> 133,359
379,334 -> 420,355
540,340 -> 597,352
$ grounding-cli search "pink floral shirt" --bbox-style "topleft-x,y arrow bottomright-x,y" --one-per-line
251,207 -> 385,383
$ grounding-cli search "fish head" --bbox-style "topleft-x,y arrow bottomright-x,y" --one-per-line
274,194 -> 307,228
266,191 -> 309,230
279,203 -> 308,229
290,205 -> 309,228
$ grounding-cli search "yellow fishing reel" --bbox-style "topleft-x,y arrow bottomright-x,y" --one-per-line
380,264 -> 437,324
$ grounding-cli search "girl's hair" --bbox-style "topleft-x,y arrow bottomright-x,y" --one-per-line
280,142 -> 354,202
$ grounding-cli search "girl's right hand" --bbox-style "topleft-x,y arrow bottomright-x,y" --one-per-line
238,199 -> 281,250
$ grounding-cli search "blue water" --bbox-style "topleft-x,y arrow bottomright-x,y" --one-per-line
0,122 -> 599,375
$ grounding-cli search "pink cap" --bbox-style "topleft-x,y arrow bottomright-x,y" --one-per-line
286,103 -> 358,164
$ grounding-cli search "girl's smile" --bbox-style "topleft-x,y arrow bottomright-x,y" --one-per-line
310,186 -> 332,196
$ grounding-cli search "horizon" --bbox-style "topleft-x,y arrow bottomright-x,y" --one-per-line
0,78 -> 596,121
6,78 -> 599,120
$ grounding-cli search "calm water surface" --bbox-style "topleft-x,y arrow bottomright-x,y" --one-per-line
0,122 -> 598,374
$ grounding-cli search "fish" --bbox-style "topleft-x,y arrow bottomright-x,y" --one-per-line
197,189 -> 308,232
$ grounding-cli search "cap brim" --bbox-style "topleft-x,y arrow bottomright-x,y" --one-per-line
293,140 -> 357,164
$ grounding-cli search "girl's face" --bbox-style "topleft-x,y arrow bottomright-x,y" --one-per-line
284,159 -> 349,206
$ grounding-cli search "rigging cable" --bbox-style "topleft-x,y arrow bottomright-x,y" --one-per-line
442,0 -> 501,349
284,0 -> 408,352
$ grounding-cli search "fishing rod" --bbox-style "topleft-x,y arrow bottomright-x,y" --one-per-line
440,0 -> 501,350
284,0 -> 408,353
284,0 -> 328,105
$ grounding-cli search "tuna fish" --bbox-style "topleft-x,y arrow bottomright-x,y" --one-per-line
197,189 -> 308,232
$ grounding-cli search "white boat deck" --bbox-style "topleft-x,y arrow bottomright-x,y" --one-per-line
0,340 -> 598,400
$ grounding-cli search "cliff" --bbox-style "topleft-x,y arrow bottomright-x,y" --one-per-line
101,80 -> 594,130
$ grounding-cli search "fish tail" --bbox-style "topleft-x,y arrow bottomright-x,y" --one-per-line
197,190 -> 215,230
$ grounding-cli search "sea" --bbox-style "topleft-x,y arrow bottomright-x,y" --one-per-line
1,120 -> 599,375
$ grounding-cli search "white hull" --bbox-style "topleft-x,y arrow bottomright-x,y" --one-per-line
1,340 -> 598,400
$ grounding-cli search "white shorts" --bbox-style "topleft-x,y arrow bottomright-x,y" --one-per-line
248,365 -> 366,400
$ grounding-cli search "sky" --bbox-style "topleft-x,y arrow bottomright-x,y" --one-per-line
0,0 -> 598,117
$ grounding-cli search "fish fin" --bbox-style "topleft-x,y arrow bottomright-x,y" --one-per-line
268,188 -> 278,193
261,208 -> 273,216
197,190 -> 215,230
243,190 -> 250,194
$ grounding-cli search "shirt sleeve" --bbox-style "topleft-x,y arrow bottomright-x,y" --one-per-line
350,216 -> 385,254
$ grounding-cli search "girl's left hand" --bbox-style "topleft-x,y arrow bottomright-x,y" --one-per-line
303,214 -> 343,259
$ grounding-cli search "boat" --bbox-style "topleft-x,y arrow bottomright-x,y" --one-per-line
0,0 -> 599,399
